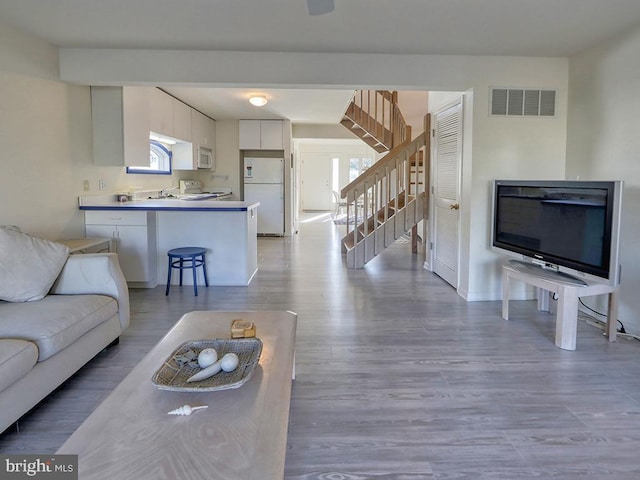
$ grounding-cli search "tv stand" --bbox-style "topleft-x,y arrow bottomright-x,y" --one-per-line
508,260 -> 587,286
502,261 -> 618,350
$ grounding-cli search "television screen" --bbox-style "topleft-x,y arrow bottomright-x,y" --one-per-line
492,180 -> 622,285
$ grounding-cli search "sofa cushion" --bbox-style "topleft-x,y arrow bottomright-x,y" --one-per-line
0,339 -> 38,393
0,226 -> 69,302
0,295 -> 118,361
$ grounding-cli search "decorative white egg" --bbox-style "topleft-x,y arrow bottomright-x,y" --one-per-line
220,353 -> 239,372
197,348 -> 218,368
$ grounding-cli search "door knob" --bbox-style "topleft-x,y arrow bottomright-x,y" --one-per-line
449,203 -> 460,210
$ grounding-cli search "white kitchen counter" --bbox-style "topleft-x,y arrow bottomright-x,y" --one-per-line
80,198 -> 259,287
79,197 -> 258,211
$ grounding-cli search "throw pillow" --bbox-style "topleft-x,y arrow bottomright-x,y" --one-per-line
0,226 -> 70,302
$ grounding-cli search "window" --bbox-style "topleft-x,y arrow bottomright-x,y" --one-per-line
332,156 -> 340,193
126,140 -> 172,175
348,157 -> 373,182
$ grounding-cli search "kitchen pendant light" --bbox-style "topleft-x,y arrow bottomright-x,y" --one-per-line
249,95 -> 268,107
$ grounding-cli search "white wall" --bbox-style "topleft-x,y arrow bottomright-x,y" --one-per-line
397,91 -> 429,138
567,24 -> 640,335
0,22 -> 89,239
292,124 -> 357,140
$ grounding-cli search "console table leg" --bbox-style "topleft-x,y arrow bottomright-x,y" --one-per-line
502,270 -> 510,320
555,285 -> 578,350
537,288 -> 551,312
606,290 -> 618,342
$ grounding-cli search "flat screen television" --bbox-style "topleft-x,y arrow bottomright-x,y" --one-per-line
492,180 -> 623,286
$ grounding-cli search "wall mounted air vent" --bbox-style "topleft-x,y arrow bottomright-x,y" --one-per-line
490,88 -> 556,117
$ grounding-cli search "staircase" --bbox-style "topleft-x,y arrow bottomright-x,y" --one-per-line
341,90 -> 409,152
340,114 -> 431,268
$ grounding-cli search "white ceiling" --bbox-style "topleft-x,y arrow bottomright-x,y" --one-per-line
3,0 -> 640,123
4,0 -> 640,56
160,87 -> 355,123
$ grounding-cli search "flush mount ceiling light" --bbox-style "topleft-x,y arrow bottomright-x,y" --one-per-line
249,95 -> 268,107
306,0 -> 334,16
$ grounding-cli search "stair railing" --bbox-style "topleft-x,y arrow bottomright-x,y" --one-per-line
340,126 -> 428,247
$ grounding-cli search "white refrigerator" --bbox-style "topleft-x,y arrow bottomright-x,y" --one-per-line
244,157 -> 284,235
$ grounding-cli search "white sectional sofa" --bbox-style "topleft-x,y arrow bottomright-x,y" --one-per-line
0,251 -> 130,433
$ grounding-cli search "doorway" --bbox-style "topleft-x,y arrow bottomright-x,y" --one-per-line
296,140 -> 378,214
301,152 -> 333,211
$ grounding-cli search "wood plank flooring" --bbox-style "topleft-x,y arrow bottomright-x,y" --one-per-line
2,212 -> 640,479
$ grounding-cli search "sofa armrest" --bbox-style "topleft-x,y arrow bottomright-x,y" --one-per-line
50,253 -> 130,331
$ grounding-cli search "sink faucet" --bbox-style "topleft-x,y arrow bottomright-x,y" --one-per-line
160,186 -> 178,198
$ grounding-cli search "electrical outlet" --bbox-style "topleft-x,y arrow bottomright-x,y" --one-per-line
99,179 -> 106,190
83,180 -> 90,192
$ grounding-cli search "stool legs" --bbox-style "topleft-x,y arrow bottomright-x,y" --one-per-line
165,260 -> 173,295
192,255 -> 198,296
166,250 -> 208,296
202,255 -> 209,287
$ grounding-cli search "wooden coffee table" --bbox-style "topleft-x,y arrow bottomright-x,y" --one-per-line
57,311 -> 297,480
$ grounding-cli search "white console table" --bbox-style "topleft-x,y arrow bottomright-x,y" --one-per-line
502,262 -> 618,350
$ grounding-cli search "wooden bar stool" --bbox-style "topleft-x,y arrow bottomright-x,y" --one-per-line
165,247 -> 209,296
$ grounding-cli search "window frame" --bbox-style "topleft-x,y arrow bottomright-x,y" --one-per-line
126,140 -> 173,175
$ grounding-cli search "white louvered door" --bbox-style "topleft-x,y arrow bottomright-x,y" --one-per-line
432,102 -> 462,288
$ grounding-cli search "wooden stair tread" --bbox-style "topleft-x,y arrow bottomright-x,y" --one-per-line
341,103 -> 392,152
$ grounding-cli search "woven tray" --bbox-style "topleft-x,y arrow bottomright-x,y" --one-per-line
151,338 -> 263,392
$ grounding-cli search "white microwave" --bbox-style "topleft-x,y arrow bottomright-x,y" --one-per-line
197,146 -> 214,169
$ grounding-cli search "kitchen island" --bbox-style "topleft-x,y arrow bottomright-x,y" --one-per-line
79,197 -> 259,287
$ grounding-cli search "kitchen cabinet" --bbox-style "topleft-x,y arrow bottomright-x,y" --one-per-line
191,109 -> 216,148
173,99 -> 192,142
149,87 -> 174,137
260,120 -> 285,150
173,110 -> 216,170
239,120 -> 284,150
84,211 -> 157,286
91,86 -> 150,167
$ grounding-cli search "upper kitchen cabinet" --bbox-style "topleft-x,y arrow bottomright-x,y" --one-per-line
91,86 -> 150,167
173,99 -> 192,142
149,87 -> 173,137
239,120 -> 284,150
191,109 -> 216,148
173,110 -> 216,170
149,88 -> 196,143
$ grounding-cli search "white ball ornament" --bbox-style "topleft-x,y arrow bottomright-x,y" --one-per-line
197,348 -> 218,368
220,353 -> 239,372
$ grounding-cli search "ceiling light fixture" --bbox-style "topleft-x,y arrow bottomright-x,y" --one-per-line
306,0 -> 334,16
249,95 -> 268,107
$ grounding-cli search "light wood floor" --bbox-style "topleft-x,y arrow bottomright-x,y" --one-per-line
3,212 -> 640,479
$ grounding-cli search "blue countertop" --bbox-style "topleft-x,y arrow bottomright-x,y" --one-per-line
79,198 -> 259,212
